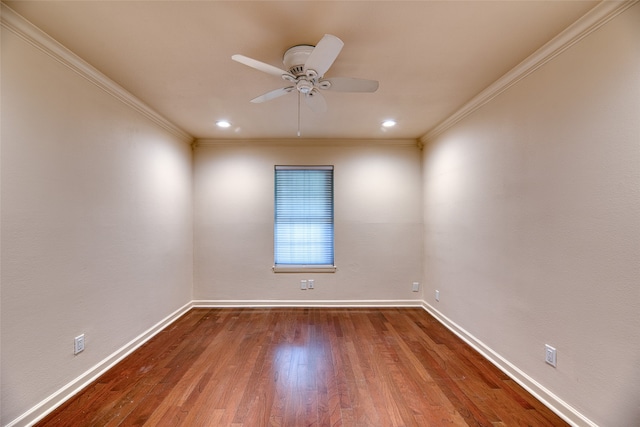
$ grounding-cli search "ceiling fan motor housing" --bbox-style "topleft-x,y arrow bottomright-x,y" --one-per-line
283,45 -> 315,76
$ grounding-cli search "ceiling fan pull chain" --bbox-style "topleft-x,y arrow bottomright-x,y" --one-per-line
297,92 -> 301,137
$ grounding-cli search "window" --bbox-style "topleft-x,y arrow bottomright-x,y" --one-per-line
273,166 -> 335,272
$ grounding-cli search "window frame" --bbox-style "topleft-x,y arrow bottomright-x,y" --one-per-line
273,165 -> 336,273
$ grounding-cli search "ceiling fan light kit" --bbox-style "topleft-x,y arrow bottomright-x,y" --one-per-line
232,34 -> 379,135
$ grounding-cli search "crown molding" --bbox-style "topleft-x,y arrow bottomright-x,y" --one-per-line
419,0 -> 639,144
194,138 -> 420,148
1,3 -> 194,144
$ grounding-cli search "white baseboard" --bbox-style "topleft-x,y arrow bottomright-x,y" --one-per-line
7,301 -> 193,427
10,300 -> 595,427
420,302 -> 597,427
192,299 -> 424,308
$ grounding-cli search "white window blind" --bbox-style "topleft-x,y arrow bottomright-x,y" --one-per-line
274,166 -> 334,270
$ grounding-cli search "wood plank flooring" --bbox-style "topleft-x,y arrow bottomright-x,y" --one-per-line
36,308 -> 568,426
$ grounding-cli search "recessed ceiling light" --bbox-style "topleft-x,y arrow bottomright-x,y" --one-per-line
216,120 -> 231,128
382,119 -> 396,128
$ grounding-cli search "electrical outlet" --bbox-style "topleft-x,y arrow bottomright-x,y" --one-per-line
308,279 -> 314,289
300,280 -> 307,290
412,282 -> 420,292
74,334 -> 85,355
545,344 -> 557,367
435,290 -> 440,301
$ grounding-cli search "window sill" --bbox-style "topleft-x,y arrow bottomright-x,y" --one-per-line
272,265 -> 337,273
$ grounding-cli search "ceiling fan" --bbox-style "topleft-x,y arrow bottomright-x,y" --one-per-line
232,34 -> 379,114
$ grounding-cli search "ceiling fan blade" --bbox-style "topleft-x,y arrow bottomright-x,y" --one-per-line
304,34 -> 344,78
303,90 -> 327,113
250,86 -> 295,103
232,54 -> 293,78
323,77 -> 379,93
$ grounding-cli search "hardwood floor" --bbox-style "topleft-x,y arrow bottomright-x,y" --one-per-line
36,308 -> 568,426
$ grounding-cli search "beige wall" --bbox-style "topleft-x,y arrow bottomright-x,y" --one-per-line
0,26 -> 193,425
193,141 -> 423,303
3,2 -> 639,427
422,4 -> 640,426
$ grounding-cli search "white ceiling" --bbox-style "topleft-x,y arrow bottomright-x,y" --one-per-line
5,0 -> 599,140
